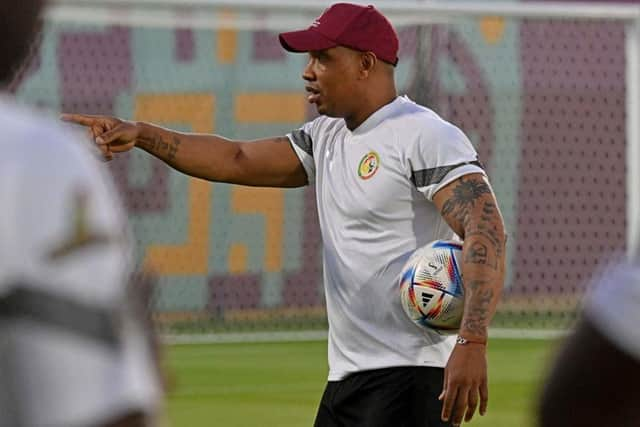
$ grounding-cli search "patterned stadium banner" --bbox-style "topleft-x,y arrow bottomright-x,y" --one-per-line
13,13 -> 626,330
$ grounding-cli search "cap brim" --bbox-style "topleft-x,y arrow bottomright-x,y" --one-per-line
279,28 -> 337,53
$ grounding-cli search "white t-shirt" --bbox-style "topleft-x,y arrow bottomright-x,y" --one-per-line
585,261 -> 640,361
0,100 -> 161,426
288,96 -> 485,380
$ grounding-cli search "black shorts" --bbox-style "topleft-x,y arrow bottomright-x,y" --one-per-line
314,366 -> 453,427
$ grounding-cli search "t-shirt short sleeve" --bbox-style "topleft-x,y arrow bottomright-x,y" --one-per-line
0,104 -> 161,427
406,119 -> 485,201
287,120 -> 316,184
584,262 -> 640,361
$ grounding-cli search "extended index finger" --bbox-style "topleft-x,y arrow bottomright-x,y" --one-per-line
60,113 -> 99,127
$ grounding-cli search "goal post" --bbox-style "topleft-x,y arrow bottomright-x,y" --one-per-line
28,0 -> 640,340
626,16 -> 640,262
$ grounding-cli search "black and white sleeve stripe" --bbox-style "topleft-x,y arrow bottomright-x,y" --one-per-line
411,160 -> 484,188
289,129 -> 313,157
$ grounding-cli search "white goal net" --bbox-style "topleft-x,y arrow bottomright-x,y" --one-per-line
15,0 -> 640,340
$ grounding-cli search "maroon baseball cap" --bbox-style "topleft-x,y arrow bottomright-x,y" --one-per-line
279,3 -> 399,66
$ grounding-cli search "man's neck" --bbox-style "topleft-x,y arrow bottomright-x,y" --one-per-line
344,92 -> 398,131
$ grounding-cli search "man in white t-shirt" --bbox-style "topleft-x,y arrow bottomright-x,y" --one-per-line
63,3 -> 506,426
1,2 -> 162,426
539,261 -> 640,427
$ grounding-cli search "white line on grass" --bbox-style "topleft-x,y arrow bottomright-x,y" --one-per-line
163,328 -> 569,345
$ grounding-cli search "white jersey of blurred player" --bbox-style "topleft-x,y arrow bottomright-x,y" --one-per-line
584,262 -> 640,360
0,100 -> 161,427
539,260 -> 640,427
289,95 -> 484,381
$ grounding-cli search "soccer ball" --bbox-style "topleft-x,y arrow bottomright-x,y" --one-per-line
399,240 -> 465,334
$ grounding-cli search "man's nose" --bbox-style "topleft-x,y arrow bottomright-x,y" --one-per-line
302,59 -> 315,81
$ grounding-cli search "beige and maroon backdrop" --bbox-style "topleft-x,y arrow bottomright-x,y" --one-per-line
13,5 -> 628,332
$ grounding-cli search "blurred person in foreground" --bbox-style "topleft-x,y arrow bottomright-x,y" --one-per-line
538,260 -> 640,427
0,1 -> 162,426
62,3 -> 507,426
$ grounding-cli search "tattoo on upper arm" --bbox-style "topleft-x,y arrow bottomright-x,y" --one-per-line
481,201 -> 496,222
465,241 -> 497,269
440,177 -> 491,229
440,177 -> 504,271
470,202 -> 505,263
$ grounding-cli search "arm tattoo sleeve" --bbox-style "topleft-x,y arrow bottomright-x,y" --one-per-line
439,175 -> 506,339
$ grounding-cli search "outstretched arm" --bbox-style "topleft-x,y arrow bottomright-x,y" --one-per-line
61,114 -> 308,188
432,173 -> 507,426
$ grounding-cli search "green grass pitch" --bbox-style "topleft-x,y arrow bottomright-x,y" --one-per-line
166,338 -> 557,426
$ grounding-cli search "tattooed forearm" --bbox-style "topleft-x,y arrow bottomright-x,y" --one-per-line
462,288 -> 494,337
137,134 -> 181,161
434,174 -> 506,340
459,211 -> 504,338
465,279 -> 489,291
168,136 -> 181,161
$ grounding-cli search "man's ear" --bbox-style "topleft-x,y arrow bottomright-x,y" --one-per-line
359,51 -> 378,79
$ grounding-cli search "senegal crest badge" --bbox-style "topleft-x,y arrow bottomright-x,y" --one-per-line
357,151 -> 380,180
